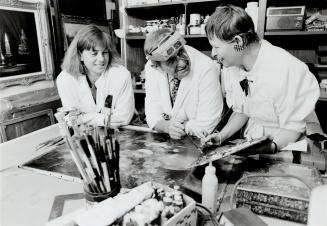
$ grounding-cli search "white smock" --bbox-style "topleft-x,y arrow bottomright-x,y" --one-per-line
56,65 -> 135,126
222,40 -> 320,140
144,45 -> 224,136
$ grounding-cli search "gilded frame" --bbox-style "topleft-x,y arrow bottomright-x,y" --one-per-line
0,0 -> 54,88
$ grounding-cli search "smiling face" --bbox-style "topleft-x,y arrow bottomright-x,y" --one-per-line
158,48 -> 190,79
80,45 -> 109,77
208,35 -> 242,68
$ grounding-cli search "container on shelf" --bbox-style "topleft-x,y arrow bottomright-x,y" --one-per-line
245,2 -> 258,31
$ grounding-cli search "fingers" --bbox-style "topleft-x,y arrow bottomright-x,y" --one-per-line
201,132 -> 221,146
168,121 -> 185,140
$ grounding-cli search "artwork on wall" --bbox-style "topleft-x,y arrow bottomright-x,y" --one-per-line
61,15 -> 110,52
0,0 -> 54,88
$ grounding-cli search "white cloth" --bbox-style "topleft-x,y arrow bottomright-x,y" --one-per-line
222,40 -> 320,139
144,45 -> 224,136
56,65 -> 135,127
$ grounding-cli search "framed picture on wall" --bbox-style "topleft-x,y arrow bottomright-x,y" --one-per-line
61,15 -> 110,52
0,0 -> 54,89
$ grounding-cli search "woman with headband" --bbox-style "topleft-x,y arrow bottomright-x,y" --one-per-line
144,28 -> 224,139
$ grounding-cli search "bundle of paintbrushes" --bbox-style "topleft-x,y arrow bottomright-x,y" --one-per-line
55,109 -> 120,196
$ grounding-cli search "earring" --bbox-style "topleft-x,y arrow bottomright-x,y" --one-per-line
234,44 -> 244,52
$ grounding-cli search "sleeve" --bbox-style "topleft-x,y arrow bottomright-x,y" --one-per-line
144,63 -> 164,129
110,68 -> 135,126
185,64 -> 224,135
275,62 -> 320,132
56,72 -> 79,111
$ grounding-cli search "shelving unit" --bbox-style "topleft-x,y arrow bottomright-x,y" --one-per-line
119,0 -> 239,74
119,0 -> 327,131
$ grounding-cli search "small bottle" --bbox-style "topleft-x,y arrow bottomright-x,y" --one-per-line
201,162 -> 218,213
245,2 -> 259,31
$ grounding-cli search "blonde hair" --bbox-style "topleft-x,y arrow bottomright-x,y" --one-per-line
206,5 -> 259,47
61,24 -> 121,78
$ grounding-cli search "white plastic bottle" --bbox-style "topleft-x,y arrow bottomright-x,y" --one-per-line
245,2 -> 259,31
201,162 -> 218,213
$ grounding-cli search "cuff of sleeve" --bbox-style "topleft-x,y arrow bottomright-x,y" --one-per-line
280,121 -> 306,133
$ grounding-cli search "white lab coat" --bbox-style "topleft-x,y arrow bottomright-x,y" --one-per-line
222,40 -> 320,139
56,65 -> 135,126
144,45 -> 224,135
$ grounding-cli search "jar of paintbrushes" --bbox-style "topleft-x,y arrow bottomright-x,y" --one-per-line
55,101 -> 121,208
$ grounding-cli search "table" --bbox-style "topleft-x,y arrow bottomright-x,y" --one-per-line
0,124 -> 312,226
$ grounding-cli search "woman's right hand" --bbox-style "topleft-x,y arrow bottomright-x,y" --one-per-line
201,132 -> 222,147
166,120 -> 185,140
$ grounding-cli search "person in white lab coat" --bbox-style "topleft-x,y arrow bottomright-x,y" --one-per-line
144,29 -> 224,139
202,5 -> 320,153
57,25 -> 134,127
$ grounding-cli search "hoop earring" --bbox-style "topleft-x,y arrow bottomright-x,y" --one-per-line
234,44 -> 244,52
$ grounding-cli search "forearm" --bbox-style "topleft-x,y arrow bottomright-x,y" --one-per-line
220,112 -> 249,143
272,128 -> 302,149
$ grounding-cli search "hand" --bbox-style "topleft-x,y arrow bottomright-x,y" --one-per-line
167,120 -> 186,140
201,132 -> 222,147
191,129 -> 208,139
79,112 -> 105,127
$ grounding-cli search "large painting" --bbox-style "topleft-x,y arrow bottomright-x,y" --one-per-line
0,0 -> 54,88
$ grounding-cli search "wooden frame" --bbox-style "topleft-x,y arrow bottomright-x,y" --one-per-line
61,15 -> 110,52
0,108 -> 55,142
0,0 -> 54,88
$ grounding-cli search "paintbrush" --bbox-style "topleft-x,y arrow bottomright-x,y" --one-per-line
185,133 -> 203,154
210,105 -> 233,135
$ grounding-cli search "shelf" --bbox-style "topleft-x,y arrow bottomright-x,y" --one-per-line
125,0 -> 219,9
264,30 -> 327,36
126,34 -> 207,40
315,64 -> 327,69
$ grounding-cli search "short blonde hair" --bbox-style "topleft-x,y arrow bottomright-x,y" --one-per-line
61,24 -> 121,78
206,5 -> 259,47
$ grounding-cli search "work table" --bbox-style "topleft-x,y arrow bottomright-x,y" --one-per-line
0,124 -> 317,226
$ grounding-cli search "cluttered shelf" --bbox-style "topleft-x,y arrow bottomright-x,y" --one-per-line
264,30 -> 327,36
125,0 -> 219,9
126,34 -> 207,40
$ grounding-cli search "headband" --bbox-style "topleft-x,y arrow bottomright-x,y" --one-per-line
146,31 -> 186,62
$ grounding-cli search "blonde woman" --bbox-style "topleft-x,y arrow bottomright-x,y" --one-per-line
56,25 -> 134,127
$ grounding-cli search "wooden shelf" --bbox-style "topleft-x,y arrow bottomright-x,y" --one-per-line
315,64 -> 327,69
126,34 -> 207,40
125,0 -> 219,9
264,30 -> 327,36
126,35 -> 146,40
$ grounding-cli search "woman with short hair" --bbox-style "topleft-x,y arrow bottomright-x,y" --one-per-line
203,5 -> 320,153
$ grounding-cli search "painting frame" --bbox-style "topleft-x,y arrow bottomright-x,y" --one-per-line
0,0 -> 54,89
61,15 -> 110,52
